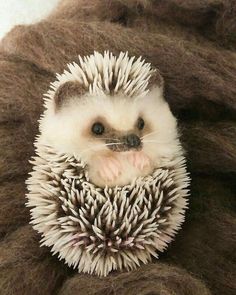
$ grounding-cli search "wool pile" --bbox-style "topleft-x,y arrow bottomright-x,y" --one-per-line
0,0 -> 235,294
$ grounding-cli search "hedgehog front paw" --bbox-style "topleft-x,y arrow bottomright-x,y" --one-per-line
98,156 -> 122,182
127,151 -> 150,171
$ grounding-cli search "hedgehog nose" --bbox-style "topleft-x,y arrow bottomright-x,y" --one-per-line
126,134 -> 141,148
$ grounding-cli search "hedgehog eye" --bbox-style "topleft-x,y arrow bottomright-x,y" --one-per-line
91,122 -> 105,135
137,117 -> 145,130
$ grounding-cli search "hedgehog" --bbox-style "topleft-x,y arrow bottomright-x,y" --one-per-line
26,51 -> 190,276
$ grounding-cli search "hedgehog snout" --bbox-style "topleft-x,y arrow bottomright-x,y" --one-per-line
125,134 -> 141,149
105,133 -> 142,152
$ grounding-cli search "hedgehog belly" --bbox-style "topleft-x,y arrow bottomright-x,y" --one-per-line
26,142 -> 189,276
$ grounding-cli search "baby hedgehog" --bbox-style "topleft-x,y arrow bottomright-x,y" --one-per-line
39,51 -> 181,187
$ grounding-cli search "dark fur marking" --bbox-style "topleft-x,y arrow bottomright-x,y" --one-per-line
148,69 -> 164,90
105,134 -> 143,152
54,81 -> 85,111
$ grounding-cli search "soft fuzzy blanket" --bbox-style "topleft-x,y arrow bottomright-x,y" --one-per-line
0,0 -> 235,294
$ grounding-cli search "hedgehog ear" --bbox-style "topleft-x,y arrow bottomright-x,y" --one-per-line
148,69 -> 164,92
53,81 -> 85,112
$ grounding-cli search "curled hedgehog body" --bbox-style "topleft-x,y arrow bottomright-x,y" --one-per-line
26,51 -> 190,276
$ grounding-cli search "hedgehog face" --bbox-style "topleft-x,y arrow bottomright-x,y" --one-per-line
40,84 -> 179,187
41,92 -> 149,158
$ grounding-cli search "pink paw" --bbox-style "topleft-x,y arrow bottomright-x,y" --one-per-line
98,156 -> 122,182
127,151 -> 150,171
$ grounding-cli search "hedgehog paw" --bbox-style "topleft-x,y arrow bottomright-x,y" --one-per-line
98,156 -> 122,182
127,151 -> 150,171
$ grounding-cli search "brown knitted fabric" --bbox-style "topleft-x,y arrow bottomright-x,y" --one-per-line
0,0 -> 235,294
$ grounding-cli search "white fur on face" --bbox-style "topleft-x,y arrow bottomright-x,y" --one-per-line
138,88 -> 181,165
39,87 -> 180,186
